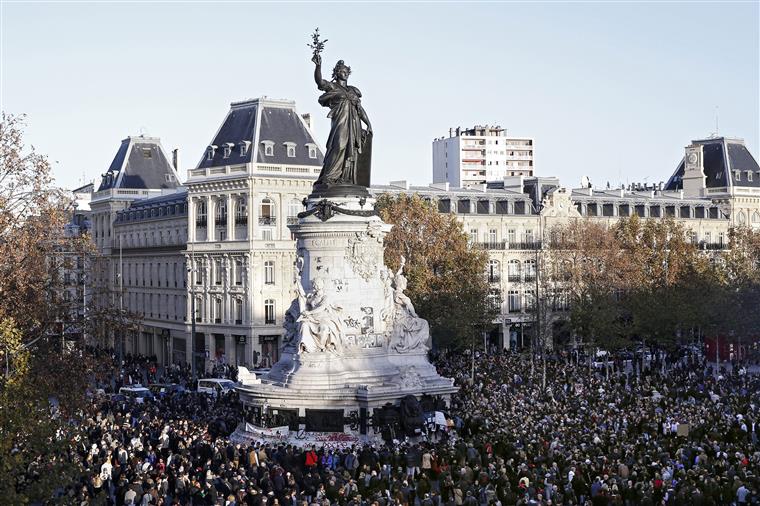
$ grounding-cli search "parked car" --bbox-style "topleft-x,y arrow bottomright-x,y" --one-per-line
118,385 -> 154,403
197,378 -> 238,397
148,383 -> 185,398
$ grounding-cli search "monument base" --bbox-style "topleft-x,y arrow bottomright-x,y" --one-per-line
236,194 -> 458,442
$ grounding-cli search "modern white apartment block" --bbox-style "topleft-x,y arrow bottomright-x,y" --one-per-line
433,125 -> 534,188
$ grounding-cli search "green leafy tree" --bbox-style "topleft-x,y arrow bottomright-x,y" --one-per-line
376,193 -> 494,348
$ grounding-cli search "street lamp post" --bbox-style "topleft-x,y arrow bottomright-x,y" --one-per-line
189,240 -> 197,382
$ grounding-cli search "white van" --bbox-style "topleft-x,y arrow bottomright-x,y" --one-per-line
119,385 -> 154,404
197,378 -> 238,397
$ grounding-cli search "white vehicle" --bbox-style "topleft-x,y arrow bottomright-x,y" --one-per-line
118,385 -> 153,403
591,349 -> 614,369
197,378 -> 238,396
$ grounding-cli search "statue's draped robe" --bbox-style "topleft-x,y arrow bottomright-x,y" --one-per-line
316,81 -> 364,185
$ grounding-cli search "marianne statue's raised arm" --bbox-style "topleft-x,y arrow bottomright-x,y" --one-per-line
312,53 -> 328,90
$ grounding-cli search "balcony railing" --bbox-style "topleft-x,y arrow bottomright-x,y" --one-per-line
196,218 -> 207,227
701,242 -> 728,250
215,217 -> 227,226
507,275 -> 521,283
510,241 -> 541,250
259,216 -> 277,226
476,241 -> 541,250
287,217 -> 299,225
488,275 -> 501,283
475,241 -> 506,250
235,217 -> 248,225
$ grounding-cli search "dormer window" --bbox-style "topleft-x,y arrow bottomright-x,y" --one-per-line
206,145 -> 218,161
306,143 -> 317,159
223,142 -> 234,159
735,170 -> 741,181
261,141 -> 274,157
284,142 -> 296,158
240,141 -> 251,156
747,171 -> 753,182
142,148 -> 153,159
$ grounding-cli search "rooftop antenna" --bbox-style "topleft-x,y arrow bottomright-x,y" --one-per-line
715,105 -> 719,135
709,106 -> 719,138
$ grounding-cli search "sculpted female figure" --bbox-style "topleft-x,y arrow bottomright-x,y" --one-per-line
312,52 -> 372,186
390,257 -> 431,353
296,277 -> 345,354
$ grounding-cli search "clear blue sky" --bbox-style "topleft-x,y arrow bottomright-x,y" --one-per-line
1,2 -> 758,190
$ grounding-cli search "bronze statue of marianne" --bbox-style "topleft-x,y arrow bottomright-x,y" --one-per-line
309,30 -> 372,196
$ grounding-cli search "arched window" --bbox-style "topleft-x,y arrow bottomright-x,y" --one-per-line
487,259 -> 500,283
287,200 -> 302,225
264,299 -> 276,324
260,198 -> 275,225
234,258 -> 243,285
507,290 -> 521,312
215,198 -> 227,226
738,211 -> 747,225
196,200 -> 207,227
235,299 -> 243,324
213,297 -> 222,323
524,259 -> 536,281
752,211 -> 760,225
507,259 -> 521,281
214,258 -> 223,285
236,197 -> 247,225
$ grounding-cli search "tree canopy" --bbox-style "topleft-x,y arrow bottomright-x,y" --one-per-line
376,193 -> 494,348
549,215 -> 760,352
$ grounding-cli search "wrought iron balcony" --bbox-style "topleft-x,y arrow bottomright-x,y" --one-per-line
475,241 -> 507,250
508,241 -> 541,250
259,216 -> 276,226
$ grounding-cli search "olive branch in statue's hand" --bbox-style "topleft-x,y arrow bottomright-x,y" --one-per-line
308,28 -> 327,65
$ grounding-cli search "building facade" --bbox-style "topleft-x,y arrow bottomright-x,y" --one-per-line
182,97 -> 323,372
85,98 -> 759,366
88,135 -> 184,361
433,125 -> 534,188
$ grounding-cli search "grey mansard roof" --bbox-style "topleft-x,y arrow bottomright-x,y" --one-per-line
196,98 -> 324,169
665,137 -> 760,191
97,136 -> 181,192
115,188 -> 188,225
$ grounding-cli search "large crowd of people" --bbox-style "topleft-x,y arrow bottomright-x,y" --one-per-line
54,349 -> 759,505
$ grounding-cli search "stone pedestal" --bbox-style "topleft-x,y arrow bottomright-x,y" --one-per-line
236,196 -> 457,443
